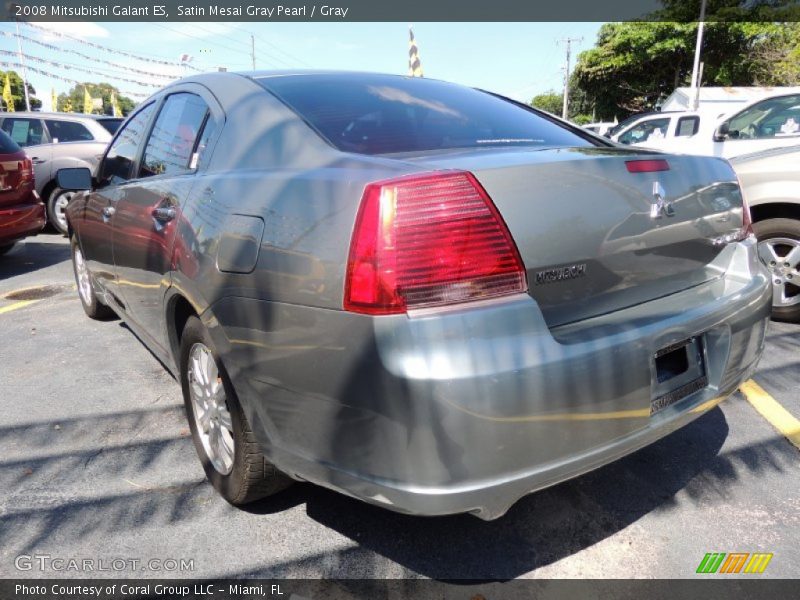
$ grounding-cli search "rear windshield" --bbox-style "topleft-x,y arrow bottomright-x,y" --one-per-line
0,129 -> 21,154
257,74 -> 593,155
97,118 -> 123,134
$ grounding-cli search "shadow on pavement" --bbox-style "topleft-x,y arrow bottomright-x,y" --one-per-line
0,237 -> 71,281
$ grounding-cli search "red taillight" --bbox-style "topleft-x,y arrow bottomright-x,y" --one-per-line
735,174 -> 754,240
344,171 -> 527,315
625,159 -> 670,173
19,158 -> 33,183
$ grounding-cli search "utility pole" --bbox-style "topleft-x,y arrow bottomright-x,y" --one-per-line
14,21 -> 31,111
690,0 -> 708,111
250,34 -> 256,70
559,36 -> 582,120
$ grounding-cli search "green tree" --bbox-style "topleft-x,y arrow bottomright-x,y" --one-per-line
0,70 -> 41,111
58,82 -> 136,116
530,91 -> 564,116
572,21 -> 800,121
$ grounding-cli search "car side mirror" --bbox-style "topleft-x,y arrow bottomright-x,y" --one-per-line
714,122 -> 730,142
56,167 -> 93,191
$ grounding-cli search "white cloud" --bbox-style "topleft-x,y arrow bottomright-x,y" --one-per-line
36,22 -> 110,40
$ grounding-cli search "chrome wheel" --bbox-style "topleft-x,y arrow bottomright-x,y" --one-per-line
188,343 -> 235,475
758,237 -> 800,308
53,190 -> 75,233
73,246 -> 93,306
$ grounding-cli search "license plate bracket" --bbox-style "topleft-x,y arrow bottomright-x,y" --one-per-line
651,336 -> 707,416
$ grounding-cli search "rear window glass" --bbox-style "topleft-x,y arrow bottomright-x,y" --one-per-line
97,118 -> 123,134
258,75 -> 593,155
0,129 -> 21,154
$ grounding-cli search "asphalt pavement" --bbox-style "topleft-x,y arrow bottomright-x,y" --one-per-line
1,234 -> 798,579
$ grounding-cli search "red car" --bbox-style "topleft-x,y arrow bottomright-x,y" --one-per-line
0,129 -> 45,254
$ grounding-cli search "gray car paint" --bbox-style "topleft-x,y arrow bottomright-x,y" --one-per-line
66,71 -> 772,519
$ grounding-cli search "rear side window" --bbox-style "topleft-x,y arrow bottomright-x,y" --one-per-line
1,118 -> 45,147
45,119 -> 94,143
0,129 -> 21,154
100,103 -> 155,185
258,74 -> 592,155
676,116 -> 699,137
140,93 -> 208,178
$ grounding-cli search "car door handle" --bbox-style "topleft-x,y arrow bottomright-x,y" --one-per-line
30,157 -> 46,165
152,207 -> 176,222
102,206 -> 116,219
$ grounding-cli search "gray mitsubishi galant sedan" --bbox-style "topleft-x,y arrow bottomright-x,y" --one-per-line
60,71 -> 771,520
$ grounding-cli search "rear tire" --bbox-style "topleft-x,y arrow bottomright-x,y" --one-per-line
71,236 -> 115,320
180,316 -> 292,505
47,187 -> 75,236
0,242 -> 16,256
753,217 -> 800,322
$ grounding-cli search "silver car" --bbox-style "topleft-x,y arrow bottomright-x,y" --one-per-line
61,72 -> 771,520
731,145 -> 800,322
0,111 -> 122,233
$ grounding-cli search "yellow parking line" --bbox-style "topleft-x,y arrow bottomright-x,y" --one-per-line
0,299 -> 39,314
740,379 -> 800,450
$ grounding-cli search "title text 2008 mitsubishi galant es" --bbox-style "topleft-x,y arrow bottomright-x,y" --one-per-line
60,72 -> 771,520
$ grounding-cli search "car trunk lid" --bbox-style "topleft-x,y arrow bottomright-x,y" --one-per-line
400,147 -> 744,327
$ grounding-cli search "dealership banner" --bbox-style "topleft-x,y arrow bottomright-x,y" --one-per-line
2,0 -> 800,22
1,579 -> 798,599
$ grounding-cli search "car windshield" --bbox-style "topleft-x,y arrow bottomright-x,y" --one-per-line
725,94 -> 800,139
97,118 -> 124,134
257,74 -> 593,155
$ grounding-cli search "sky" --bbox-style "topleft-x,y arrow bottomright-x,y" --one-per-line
0,21 -> 603,110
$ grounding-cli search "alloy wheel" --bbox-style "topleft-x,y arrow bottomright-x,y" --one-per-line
758,237 -> 800,308
187,343 -> 235,475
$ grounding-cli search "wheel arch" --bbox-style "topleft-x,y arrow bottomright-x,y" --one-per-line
750,202 -> 800,224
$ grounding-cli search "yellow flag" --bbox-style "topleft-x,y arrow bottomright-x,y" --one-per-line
3,74 -> 14,113
111,91 -> 122,117
408,27 -> 423,77
52,88 -> 58,112
83,85 -> 93,114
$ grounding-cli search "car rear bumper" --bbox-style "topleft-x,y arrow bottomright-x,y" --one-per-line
0,197 -> 46,246
210,237 -> 771,520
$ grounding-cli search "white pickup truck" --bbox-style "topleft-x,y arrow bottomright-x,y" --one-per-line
612,91 -> 800,159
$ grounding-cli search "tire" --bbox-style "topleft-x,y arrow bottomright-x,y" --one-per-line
47,187 -> 77,236
71,236 -> 115,320
753,217 -> 800,323
180,316 -> 292,505
0,242 -> 16,256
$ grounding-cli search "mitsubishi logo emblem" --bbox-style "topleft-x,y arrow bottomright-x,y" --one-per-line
651,181 -> 675,219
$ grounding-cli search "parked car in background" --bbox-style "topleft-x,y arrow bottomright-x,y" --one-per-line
0,129 -> 45,254
731,144 -> 800,321
582,121 -> 616,136
0,112 -> 122,234
62,71 -> 769,520
615,92 -> 800,159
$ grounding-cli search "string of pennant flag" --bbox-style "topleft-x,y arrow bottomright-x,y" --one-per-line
23,22 -> 203,72
0,30 -> 178,81
0,49 -> 165,88
0,60 -> 151,99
